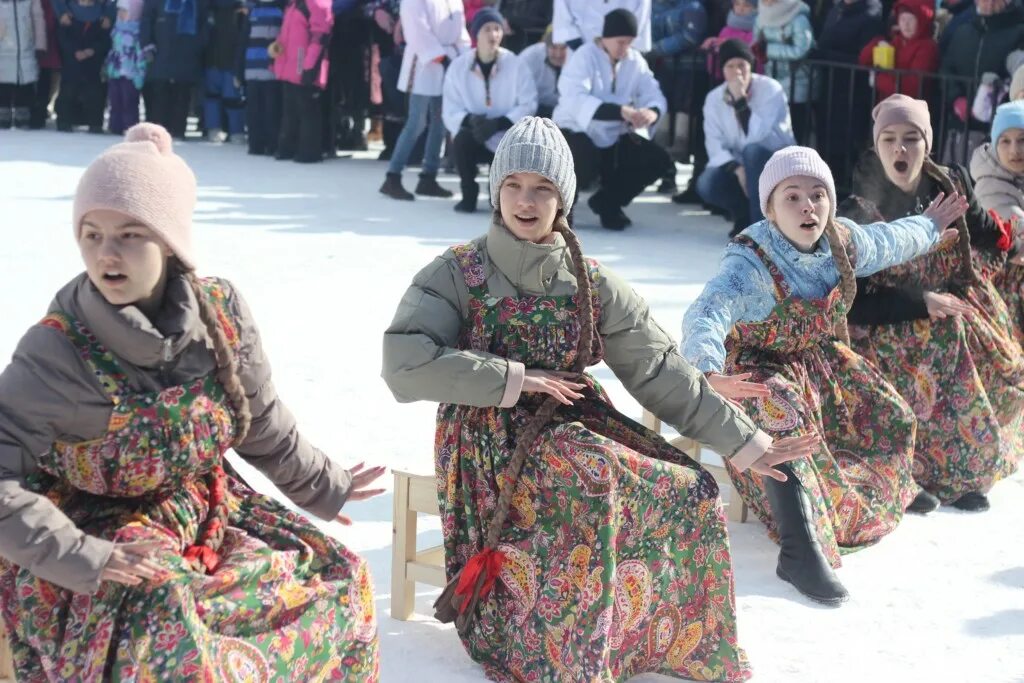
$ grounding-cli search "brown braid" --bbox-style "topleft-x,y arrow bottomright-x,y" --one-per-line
179,268 -> 252,573
922,157 -> 981,286
434,214 -> 596,631
823,218 -> 856,345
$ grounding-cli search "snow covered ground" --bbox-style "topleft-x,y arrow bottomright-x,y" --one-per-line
1,130 -> 1022,683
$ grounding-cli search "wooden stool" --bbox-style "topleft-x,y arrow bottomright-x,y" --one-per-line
391,471 -> 447,621
642,410 -> 749,523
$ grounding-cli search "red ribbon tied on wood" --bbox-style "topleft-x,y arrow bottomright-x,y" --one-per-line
453,547 -> 506,614
990,209 -> 1015,253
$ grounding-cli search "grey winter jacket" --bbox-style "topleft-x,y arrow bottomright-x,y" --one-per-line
382,220 -> 772,468
971,141 -> 1024,223
0,0 -> 45,84
0,273 -> 353,595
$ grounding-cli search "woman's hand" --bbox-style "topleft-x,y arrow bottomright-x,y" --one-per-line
267,41 -> 283,59
923,291 -> 973,320
521,369 -> 586,406
100,539 -> 166,586
335,463 -> 387,526
922,192 -> 969,230
749,433 -> 819,482
707,372 -> 771,401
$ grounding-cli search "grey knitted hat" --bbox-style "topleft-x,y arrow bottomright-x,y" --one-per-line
489,117 -> 577,212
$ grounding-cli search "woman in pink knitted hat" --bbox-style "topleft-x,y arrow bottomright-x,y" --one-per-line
682,145 -> 967,606
843,94 -> 1024,514
0,123 -> 382,681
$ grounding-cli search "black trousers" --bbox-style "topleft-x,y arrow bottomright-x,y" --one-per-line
451,128 -> 494,188
0,82 -> 33,126
144,80 -> 194,138
55,78 -> 106,130
30,68 -> 56,128
246,80 -> 283,155
564,131 -> 670,208
277,82 -> 324,163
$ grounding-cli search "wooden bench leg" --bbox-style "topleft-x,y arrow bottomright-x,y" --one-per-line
391,473 -> 417,621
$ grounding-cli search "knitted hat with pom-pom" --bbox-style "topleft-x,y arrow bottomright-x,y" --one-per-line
73,123 -> 198,270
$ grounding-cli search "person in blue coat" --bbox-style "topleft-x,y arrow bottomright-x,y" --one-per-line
140,0 -> 211,138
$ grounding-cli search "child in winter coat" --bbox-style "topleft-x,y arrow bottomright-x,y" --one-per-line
442,8 -> 537,213
0,123 -> 383,680
204,0 -> 245,142
754,0 -> 813,139
858,0 -> 938,102
0,0 -> 46,128
702,0 -> 758,78
239,0 -> 284,155
103,0 -> 146,134
55,0 -> 111,131
846,95 -> 1024,512
972,100 -> 1024,342
681,145 -> 968,605
269,0 -> 332,162
384,116 -> 814,682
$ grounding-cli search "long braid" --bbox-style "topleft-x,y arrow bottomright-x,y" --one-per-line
179,269 -> 252,574
435,214 -> 596,632
923,157 -> 980,286
823,218 -> 856,345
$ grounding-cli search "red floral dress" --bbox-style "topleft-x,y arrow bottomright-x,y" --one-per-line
435,244 -> 751,682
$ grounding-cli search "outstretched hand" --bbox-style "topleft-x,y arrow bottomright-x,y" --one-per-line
922,192 -> 969,230
749,433 -> 819,482
335,463 -> 387,526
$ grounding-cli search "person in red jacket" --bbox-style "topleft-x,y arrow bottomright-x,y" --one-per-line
859,0 -> 938,102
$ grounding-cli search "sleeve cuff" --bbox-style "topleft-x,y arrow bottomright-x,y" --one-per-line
729,429 -> 772,473
499,360 -> 526,408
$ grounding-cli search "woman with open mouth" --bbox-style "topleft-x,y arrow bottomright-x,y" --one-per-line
844,94 -> 1024,514
971,100 -> 1024,344
383,117 -> 817,682
681,146 -> 967,606
0,123 -> 383,680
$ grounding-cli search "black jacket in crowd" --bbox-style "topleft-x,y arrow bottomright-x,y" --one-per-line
939,1 -> 1024,111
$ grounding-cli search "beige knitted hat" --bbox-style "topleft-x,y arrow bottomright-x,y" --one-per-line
73,123 -> 198,270
872,94 -> 933,152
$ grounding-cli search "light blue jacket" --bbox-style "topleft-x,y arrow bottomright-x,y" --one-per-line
680,215 -> 940,373
756,4 -> 814,104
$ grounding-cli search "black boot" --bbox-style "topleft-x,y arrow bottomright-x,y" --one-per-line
454,182 -> 479,213
764,466 -> 850,606
951,491 -> 990,512
907,488 -> 940,514
672,184 -> 701,205
588,192 -> 630,231
657,174 -> 677,194
415,173 -> 453,198
380,173 -> 415,201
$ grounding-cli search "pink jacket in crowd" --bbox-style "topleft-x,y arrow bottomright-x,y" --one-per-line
272,0 -> 333,89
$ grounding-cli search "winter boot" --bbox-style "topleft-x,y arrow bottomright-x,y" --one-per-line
951,491 -> 990,512
454,181 -> 479,213
415,172 -> 453,198
380,173 -> 415,201
764,466 -> 849,606
13,106 -> 31,129
588,192 -> 630,231
657,173 -> 677,194
907,488 -> 940,514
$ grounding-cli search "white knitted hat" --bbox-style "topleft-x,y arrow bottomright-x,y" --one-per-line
489,117 -> 577,212
758,146 -> 837,223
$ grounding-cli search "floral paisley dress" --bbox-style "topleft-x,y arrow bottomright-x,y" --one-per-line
723,235 -> 918,568
435,243 -> 751,682
850,240 -> 1024,502
0,280 -> 378,682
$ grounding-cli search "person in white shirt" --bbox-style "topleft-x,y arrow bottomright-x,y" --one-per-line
442,8 -> 539,212
553,9 -> 670,230
518,28 -> 571,118
697,38 -> 796,236
380,0 -> 471,201
553,0 -> 652,53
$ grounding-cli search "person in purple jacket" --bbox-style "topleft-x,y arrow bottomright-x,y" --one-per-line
269,0 -> 332,162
